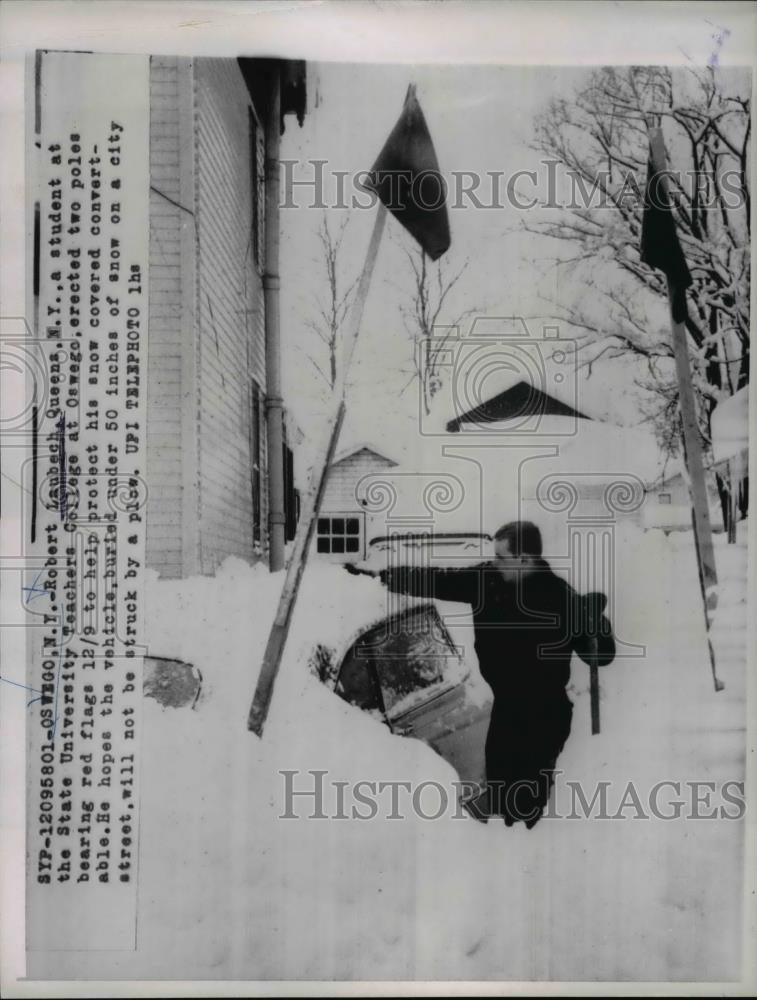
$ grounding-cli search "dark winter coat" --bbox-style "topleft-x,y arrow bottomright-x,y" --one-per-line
379,559 -> 615,824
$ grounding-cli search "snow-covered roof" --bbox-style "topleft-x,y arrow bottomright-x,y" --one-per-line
346,419 -> 672,549
331,442 -> 399,467
553,420 -> 674,485
424,413 -> 670,485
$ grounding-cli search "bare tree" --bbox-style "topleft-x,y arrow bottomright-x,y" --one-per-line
300,214 -> 357,391
526,66 -> 750,458
397,244 -> 475,415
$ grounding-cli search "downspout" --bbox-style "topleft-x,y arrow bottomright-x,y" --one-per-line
264,64 -> 286,570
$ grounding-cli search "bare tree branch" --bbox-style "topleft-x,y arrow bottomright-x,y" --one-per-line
393,244 -> 482,415
527,65 -> 750,458
305,213 -> 360,394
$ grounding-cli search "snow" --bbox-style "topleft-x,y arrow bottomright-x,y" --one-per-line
711,386 -> 749,464
349,415 -> 681,550
68,521 -> 748,980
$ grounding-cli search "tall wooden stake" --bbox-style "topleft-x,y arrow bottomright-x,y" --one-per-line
248,203 -> 388,736
648,127 -> 723,693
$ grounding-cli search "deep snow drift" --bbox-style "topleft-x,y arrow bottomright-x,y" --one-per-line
55,521 -> 749,981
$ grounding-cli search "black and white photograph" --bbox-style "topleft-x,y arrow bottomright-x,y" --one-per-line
0,1 -> 755,994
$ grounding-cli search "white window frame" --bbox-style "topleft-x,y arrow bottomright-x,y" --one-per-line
315,511 -> 365,559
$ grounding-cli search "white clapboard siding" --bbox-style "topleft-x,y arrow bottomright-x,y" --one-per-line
322,449 -> 397,512
194,58 -> 267,576
146,55 -> 186,580
146,56 -> 269,578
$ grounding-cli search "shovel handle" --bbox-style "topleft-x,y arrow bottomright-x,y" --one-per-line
588,635 -> 600,735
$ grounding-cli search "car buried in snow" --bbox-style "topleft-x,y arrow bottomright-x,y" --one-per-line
310,533 -> 494,790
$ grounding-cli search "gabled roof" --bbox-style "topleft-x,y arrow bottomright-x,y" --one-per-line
447,380 -> 591,432
331,443 -> 399,468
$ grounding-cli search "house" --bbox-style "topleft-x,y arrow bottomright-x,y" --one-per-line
711,386 -> 749,539
315,441 -> 400,560
146,56 -> 305,577
643,468 -> 723,533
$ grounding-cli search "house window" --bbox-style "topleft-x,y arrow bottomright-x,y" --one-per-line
283,428 -> 297,542
248,108 -> 264,269
250,380 -> 262,546
316,514 -> 363,556
658,492 -> 672,505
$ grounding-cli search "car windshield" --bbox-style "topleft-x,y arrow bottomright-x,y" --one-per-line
335,605 -> 458,715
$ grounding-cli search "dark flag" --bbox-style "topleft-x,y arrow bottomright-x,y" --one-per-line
363,84 -> 451,261
640,157 -> 692,322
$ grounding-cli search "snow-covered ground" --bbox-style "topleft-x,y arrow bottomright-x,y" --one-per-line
52,520 -> 748,981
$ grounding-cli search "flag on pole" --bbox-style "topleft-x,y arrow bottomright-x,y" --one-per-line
363,84 -> 451,261
640,151 -> 692,322
248,84 -> 454,737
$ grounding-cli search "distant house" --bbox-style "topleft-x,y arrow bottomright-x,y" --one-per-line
315,443 -> 399,560
647,470 -> 692,508
644,387 -> 751,536
711,386 -> 749,539
146,56 -> 305,578
644,467 -> 726,533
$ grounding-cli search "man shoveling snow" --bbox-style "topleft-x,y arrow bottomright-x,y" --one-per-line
347,520 -> 615,827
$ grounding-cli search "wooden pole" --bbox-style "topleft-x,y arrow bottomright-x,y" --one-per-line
248,203 -> 388,735
648,127 -> 723,693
